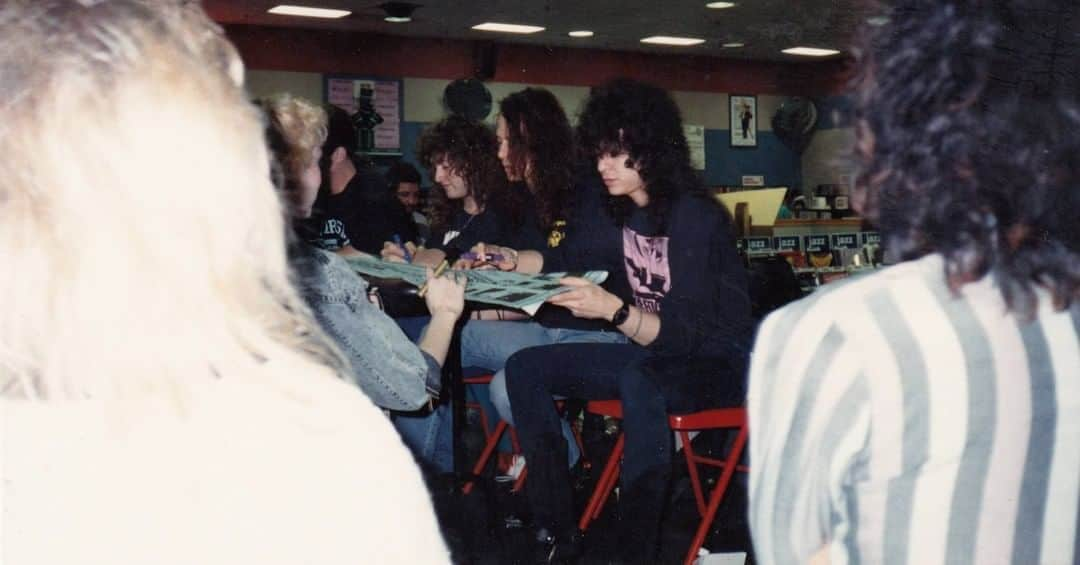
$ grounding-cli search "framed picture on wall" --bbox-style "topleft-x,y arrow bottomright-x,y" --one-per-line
730,94 -> 757,148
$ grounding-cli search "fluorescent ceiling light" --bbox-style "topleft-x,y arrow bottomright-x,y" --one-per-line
384,16 -> 411,22
706,2 -> 737,8
267,5 -> 351,18
782,46 -> 841,57
865,16 -> 890,26
640,36 -> 706,46
472,22 -> 545,34
568,30 -> 594,38
722,42 -> 745,48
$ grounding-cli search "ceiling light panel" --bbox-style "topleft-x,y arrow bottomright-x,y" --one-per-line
267,5 -> 351,18
782,46 -> 841,56
568,30 -> 594,38
706,2 -> 737,8
640,36 -> 706,46
472,22 -> 545,34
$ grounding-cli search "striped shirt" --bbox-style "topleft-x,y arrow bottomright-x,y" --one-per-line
748,254 -> 1080,565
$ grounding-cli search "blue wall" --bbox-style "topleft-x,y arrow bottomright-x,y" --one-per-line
400,121 -> 429,182
703,130 -> 801,188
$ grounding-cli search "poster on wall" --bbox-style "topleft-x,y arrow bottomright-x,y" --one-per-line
325,75 -> 403,154
729,94 -> 757,148
684,124 -> 706,170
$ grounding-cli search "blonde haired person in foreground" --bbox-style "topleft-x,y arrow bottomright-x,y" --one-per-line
0,1 -> 450,563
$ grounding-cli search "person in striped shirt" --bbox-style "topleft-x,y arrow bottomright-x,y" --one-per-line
748,1 -> 1080,564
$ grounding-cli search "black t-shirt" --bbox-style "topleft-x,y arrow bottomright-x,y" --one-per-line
427,206 -> 505,260
533,180 -> 624,332
307,161 -> 417,254
499,182 -> 548,251
294,215 -> 351,250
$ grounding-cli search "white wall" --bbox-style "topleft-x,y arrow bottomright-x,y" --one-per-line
244,69 -> 784,131
244,70 -> 322,103
801,127 -> 855,194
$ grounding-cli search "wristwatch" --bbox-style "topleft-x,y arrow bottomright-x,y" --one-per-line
610,302 -> 631,326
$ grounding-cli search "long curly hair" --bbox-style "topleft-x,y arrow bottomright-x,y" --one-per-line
499,88 -> 575,227
853,0 -> 1080,316
417,115 -> 507,235
576,79 -> 702,229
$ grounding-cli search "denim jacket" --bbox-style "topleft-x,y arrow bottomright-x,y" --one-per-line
291,244 -> 440,411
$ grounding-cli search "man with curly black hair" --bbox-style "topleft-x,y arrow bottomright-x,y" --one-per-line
748,1 -> 1080,564
484,79 -> 753,563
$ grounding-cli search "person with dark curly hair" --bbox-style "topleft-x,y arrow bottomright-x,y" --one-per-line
458,88 -> 630,473
382,115 -> 509,267
378,116 -> 513,472
496,87 -> 575,247
748,2 -> 1080,564
481,79 -> 753,562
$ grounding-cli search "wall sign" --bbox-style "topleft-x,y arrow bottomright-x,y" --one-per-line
804,234 -> 831,252
831,233 -> 860,249
325,75 -> 403,154
774,235 -> 801,251
743,237 -> 773,253
685,124 -> 706,170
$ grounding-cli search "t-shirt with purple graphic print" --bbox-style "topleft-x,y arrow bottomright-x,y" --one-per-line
621,207 -> 671,313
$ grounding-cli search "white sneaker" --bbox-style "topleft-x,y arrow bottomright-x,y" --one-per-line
495,454 -> 527,482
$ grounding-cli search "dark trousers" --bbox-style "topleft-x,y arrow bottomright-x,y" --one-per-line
505,342 -> 744,562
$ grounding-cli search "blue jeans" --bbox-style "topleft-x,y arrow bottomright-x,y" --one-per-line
461,320 -> 628,465
392,403 -> 454,474
391,315 -> 454,474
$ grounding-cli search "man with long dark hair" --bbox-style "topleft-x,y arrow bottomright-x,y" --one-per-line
748,1 -> 1080,563
459,88 -> 629,473
485,79 -> 753,563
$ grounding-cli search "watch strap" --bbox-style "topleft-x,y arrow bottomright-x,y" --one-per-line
611,302 -> 631,326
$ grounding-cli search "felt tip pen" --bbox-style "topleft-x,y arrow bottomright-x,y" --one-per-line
460,251 -> 505,262
392,234 -> 412,263
417,259 -> 449,298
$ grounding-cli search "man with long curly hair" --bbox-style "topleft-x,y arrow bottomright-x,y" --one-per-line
486,79 -> 753,563
459,88 -> 631,474
748,1 -> 1080,564
383,115 -> 510,267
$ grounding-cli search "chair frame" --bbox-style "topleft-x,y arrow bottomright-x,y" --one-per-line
576,401 -> 749,565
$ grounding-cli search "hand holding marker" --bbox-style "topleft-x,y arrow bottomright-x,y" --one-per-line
460,251 -> 504,262
461,243 -> 503,264
417,260 -> 449,298
392,234 -> 412,263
